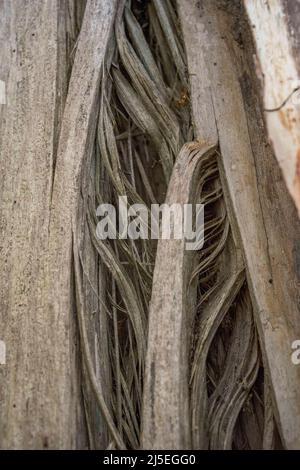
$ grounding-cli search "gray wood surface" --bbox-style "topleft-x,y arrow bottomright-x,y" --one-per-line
179,0 -> 300,449
0,0 -> 116,448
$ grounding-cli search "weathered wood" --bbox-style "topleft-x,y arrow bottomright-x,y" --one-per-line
0,0 -> 116,448
179,0 -> 300,449
0,0 -> 79,449
48,0 -> 117,449
245,0 -> 300,216
142,142 -> 216,449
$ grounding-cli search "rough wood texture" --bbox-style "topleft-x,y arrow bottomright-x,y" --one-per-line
179,0 -> 300,449
245,0 -> 300,215
0,0 -> 116,448
142,142 -> 216,449
48,0 -> 117,448
0,0 -> 76,449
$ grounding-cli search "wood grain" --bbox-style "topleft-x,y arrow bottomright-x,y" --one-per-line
179,0 -> 300,449
142,141 -> 216,449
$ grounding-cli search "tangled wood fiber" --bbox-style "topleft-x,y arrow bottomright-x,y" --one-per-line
72,0 -> 293,450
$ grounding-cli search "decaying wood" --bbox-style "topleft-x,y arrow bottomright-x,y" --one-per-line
142,142 -> 216,449
0,0 -> 80,448
0,0 -> 116,448
179,0 -> 300,449
245,0 -> 300,216
190,267 -> 245,447
48,0 -> 117,449
1,0 -> 300,451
